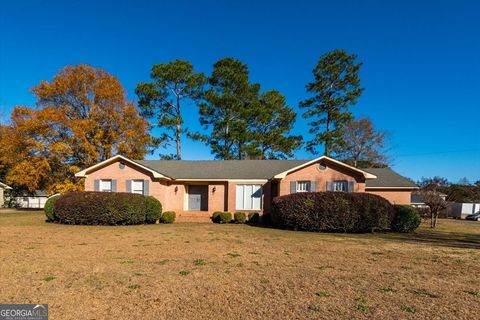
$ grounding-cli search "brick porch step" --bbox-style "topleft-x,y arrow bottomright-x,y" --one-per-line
176,213 -> 213,223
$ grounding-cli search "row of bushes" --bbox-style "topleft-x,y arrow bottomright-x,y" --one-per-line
211,211 -> 261,224
45,191 -> 420,232
271,192 -> 420,233
45,192 -> 174,225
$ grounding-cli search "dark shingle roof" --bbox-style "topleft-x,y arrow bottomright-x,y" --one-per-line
132,160 -> 415,188
134,160 -> 309,180
363,168 -> 418,188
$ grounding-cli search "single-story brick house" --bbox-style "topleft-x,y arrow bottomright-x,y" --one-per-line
0,181 -> 12,207
75,155 -> 418,222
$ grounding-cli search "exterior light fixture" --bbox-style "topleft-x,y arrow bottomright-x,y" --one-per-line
212,186 -> 216,193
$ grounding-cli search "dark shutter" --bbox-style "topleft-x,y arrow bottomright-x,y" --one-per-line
126,180 -> 132,193
326,181 -> 332,191
310,181 -> 316,192
290,181 -> 296,194
143,180 -> 149,196
94,180 -> 100,191
112,180 -> 117,192
348,181 -> 355,193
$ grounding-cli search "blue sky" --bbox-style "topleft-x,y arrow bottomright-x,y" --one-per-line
1,0 -> 479,182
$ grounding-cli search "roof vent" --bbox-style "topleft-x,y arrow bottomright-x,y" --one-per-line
318,163 -> 327,171
119,162 -> 125,170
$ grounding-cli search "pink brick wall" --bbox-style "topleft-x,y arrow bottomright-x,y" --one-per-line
83,158 -> 399,222
366,189 -> 412,205
279,160 -> 366,196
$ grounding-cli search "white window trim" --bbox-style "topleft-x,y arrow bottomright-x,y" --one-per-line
296,181 -> 310,193
131,180 -> 144,195
332,180 -> 348,192
236,184 -> 262,211
100,179 -> 112,192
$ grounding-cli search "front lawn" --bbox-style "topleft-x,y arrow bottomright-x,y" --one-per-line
0,211 -> 478,319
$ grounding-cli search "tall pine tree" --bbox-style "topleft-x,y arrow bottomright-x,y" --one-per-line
300,49 -> 363,156
191,58 -> 301,160
136,60 -> 206,160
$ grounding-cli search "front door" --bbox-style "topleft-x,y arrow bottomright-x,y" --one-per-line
188,185 -> 208,211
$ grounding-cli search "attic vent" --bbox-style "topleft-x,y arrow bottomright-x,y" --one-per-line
119,162 -> 125,170
318,163 -> 327,171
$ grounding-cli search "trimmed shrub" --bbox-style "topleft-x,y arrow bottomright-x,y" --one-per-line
234,212 -> 247,224
212,211 -> 232,223
145,196 -> 162,224
391,205 -> 421,233
54,191 -> 159,225
44,195 -> 60,222
247,212 -> 260,224
160,211 -> 176,224
271,192 -> 394,233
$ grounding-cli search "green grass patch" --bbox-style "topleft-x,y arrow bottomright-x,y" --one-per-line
194,259 -> 206,266
401,305 -> 416,313
128,284 -> 141,289
226,252 -> 241,258
315,291 -> 330,297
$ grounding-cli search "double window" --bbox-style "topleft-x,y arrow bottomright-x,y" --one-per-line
296,181 -> 311,192
99,179 -> 112,192
236,185 -> 262,210
332,180 -> 349,192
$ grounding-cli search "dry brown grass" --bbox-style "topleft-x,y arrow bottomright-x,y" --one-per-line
0,211 -> 479,319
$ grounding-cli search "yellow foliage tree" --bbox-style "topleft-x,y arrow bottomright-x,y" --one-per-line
0,65 -> 151,193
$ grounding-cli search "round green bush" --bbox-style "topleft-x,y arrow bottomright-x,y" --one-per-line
271,192 -> 394,233
391,205 -> 421,233
212,211 -> 232,223
234,212 -> 247,224
160,211 -> 176,224
53,192 -> 162,225
247,212 -> 260,223
44,194 -> 60,222
145,196 -> 162,224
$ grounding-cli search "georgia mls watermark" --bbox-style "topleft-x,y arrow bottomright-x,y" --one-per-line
0,304 -> 48,320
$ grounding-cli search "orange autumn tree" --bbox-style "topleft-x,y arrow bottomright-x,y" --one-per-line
0,64 -> 151,193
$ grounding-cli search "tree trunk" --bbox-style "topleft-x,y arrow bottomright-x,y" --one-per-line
175,96 -> 182,160
324,112 -> 331,156
176,124 -> 181,160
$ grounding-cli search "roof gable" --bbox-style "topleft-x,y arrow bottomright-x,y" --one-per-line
0,181 -> 12,189
272,156 -> 377,179
75,155 -> 171,179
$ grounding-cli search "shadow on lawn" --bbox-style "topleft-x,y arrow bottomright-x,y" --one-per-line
379,229 -> 480,250
247,221 -> 480,250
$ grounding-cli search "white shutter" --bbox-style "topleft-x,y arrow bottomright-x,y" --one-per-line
236,185 -> 244,210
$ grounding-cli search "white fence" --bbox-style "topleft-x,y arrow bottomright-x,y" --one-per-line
14,196 -> 48,209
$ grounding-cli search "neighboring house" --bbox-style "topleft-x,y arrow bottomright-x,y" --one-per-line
76,155 -> 418,222
410,191 -> 448,208
0,182 -> 12,207
14,190 -> 51,209
449,203 -> 480,219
